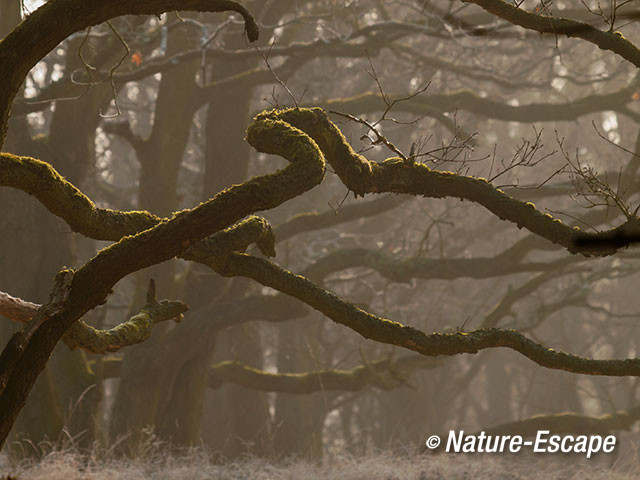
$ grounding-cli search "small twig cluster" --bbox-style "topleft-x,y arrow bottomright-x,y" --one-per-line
557,131 -> 636,220
489,126 -> 557,185
71,22 -> 131,118
579,0 -> 636,32
330,52 -> 483,168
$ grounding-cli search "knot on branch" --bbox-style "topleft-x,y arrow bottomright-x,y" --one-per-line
181,216 -> 276,276
142,278 -> 188,324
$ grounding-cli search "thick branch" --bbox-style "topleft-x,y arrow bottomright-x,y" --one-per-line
477,406 -> 640,437
95,354 -> 442,393
0,154 -> 161,240
5,108 -> 640,259
207,355 -> 442,393
303,241 -> 574,283
268,107 -> 640,256
0,282 -> 187,354
0,113 -> 323,448
324,84 -> 638,125
0,0 -> 258,144
461,0 -> 640,68
0,292 -> 39,323
221,252 -> 640,377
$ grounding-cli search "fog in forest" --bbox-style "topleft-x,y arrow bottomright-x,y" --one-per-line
2,0 -> 640,478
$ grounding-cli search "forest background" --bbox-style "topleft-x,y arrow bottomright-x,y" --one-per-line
2,0 -> 640,477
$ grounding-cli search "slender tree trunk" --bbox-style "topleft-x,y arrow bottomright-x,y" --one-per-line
108,24 -> 200,451
272,319 -> 328,460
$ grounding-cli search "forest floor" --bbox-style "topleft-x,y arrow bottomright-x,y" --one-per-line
1,445 -> 639,480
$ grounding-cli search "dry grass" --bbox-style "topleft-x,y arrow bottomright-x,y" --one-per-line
1,446 -> 639,480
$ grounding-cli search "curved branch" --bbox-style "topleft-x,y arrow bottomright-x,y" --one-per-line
303,242 -> 575,283
477,406 -> 640,437
221,252 -> 640,377
65,279 -> 188,353
0,112 -> 323,448
6,107 -> 640,258
268,107 -> 640,256
94,354 -> 443,393
0,282 -> 187,354
5,108 -> 640,260
207,355 -> 442,393
275,195 -> 407,242
2,105 -> 640,448
460,0 -> 640,68
324,84 -> 638,124
0,0 -> 258,143
0,154 -> 161,240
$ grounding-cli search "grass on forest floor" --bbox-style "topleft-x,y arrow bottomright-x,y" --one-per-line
1,445 -> 639,480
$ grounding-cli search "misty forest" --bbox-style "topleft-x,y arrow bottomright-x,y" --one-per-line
3,0 -> 640,478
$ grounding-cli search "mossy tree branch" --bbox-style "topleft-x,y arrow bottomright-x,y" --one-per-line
0,0 -> 259,145
460,0 -> 640,69
221,252 -> 640,377
0,154 -> 161,240
0,281 -> 187,354
2,108 -> 639,368
207,355 -> 442,393
476,406 -> 640,438
266,108 -> 640,256
0,113 -> 324,448
92,355 -> 443,394
3,106 -> 640,448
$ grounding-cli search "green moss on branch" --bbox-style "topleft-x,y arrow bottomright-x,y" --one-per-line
207,355 -> 441,393
262,108 -> 640,256
223,253 -> 640,378
0,154 -> 160,240
0,281 -> 187,354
